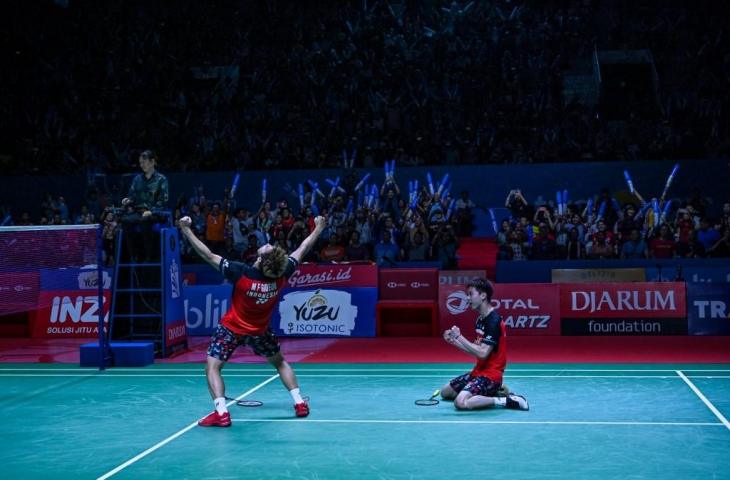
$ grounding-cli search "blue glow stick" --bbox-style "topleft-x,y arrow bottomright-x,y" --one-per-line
489,208 -> 498,234
410,194 -> 418,209
408,180 -> 414,197
660,163 -> 680,201
611,198 -> 621,214
261,178 -> 267,202
354,173 -> 371,192
384,162 -> 390,179
427,172 -> 434,195
636,201 -> 652,219
661,200 -> 672,220
342,149 -> 348,167
446,199 -> 456,220
414,179 -> 419,193
308,180 -> 324,198
556,191 -> 563,215
623,170 -> 635,194
390,159 -> 396,177
562,189 -> 568,213
652,198 -> 660,227
370,184 -> 378,208
311,203 -> 319,216
598,201 -> 607,220
230,173 -> 241,199
298,183 -> 304,208
437,173 -> 450,195
346,199 -> 354,215
585,198 -> 594,219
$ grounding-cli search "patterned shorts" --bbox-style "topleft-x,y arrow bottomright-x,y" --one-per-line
449,373 -> 501,397
206,324 -> 281,362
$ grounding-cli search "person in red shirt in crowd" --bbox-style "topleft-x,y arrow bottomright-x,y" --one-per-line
319,234 -> 346,261
179,214 -> 326,426
650,224 -> 677,259
439,278 -> 529,411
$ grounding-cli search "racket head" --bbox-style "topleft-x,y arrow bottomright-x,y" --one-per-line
233,399 -> 263,407
414,399 -> 440,406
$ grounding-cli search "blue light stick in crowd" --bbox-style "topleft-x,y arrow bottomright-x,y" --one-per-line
229,173 -> 240,200
346,199 -> 354,216
354,173 -> 371,192
661,200 -> 672,221
261,178 -> 267,203
585,198 -> 594,219
611,198 -> 621,214
410,194 -> 418,210
390,159 -> 396,178
597,201 -> 607,220
623,170 -> 635,194
298,183 -> 304,208
437,173 -> 450,195
384,162 -> 390,180
636,201 -> 652,219
489,208 -> 498,234
652,198 -> 660,227
556,191 -> 563,215
370,184 -> 379,208
311,203 -> 319,216
562,189 -> 568,214
427,172 -> 434,195
660,163 -> 680,201
446,199 -> 456,220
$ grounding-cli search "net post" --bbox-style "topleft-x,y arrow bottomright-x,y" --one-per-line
96,223 -> 106,371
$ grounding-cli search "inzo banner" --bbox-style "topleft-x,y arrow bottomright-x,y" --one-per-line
560,282 -> 687,335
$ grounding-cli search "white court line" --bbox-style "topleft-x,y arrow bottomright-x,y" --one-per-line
2,367 -> 730,372
0,374 -> 713,379
231,418 -> 723,427
4,373 -> 730,379
96,374 -> 279,480
676,370 -> 730,431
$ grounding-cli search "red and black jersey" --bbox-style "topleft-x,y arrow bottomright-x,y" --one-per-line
218,257 -> 298,335
470,310 -> 507,383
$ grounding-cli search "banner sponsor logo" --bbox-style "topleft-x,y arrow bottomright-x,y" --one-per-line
560,283 -> 685,318
184,289 -> 230,331
278,289 -> 358,336
170,259 -> 181,299
31,291 -> 111,337
379,268 -> 438,300
439,270 -> 486,286
438,283 -> 560,335
552,268 -> 645,283
687,284 -> 730,335
77,269 -> 112,290
287,264 -> 377,288
166,320 -> 187,346
561,318 -> 687,335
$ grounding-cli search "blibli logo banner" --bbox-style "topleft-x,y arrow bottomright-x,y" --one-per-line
183,284 -> 232,335
688,284 -> 730,335
273,288 -> 376,337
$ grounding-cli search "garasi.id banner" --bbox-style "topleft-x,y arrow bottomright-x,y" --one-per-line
285,263 -> 377,289
687,284 -> 730,335
273,287 -> 377,337
438,283 -> 561,336
560,282 -> 687,335
30,267 -> 112,338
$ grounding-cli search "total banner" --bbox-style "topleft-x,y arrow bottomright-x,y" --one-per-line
379,268 -> 438,300
687,284 -> 730,335
560,282 -> 687,335
30,267 -> 112,338
438,283 -> 561,336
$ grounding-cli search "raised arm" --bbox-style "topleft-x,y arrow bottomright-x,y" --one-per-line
179,216 -> 222,269
290,215 -> 326,264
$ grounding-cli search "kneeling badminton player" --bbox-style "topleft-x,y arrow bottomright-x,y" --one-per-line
439,278 -> 529,411
179,214 -> 326,427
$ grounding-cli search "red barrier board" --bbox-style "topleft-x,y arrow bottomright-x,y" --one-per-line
438,283 -> 561,336
379,268 -> 439,300
559,282 -> 686,318
286,264 -> 377,289
30,290 -> 111,338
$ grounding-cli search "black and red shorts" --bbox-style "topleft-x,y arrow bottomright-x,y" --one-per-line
207,324 -> 281,361
449,373 -> 501,397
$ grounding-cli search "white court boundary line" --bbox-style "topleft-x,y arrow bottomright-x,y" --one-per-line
96,374 -> 279,480
676,370 -> 730,431
230,418 -> 723,427
3,373 -> 730,379
2,367 -> 730,372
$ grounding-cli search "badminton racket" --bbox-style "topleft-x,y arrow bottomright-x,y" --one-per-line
415,389 -> 441,406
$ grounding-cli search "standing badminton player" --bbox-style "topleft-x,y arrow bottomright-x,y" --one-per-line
440,278 -> 529,411
179,214 -> 326,426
